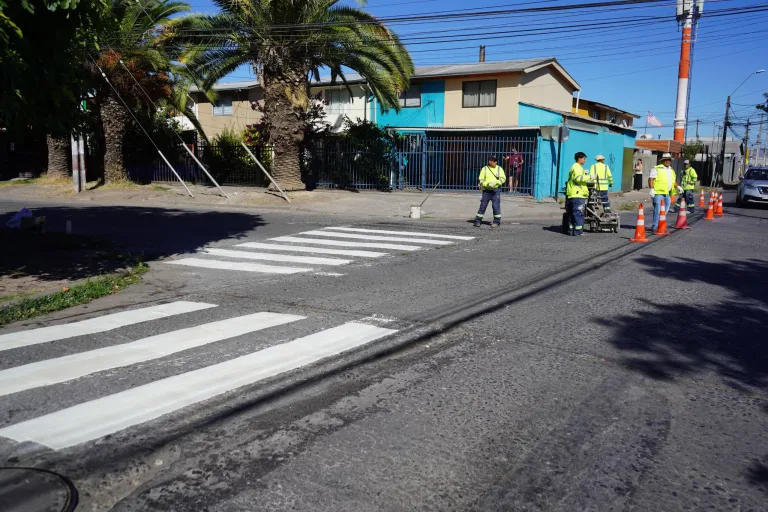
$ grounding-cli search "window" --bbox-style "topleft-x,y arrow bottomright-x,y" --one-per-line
324,89 -> 351,114
212,94 -> 233,116
462,80 -> 496,108
590,109 -> 601,120
398,84 -> 421,108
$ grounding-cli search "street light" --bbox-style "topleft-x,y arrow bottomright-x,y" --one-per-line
717,70 -> 766,186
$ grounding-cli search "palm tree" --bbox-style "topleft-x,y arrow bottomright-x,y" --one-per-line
46,136 -> 70,178
166,0 -> 413,190
93,0 -> 202,183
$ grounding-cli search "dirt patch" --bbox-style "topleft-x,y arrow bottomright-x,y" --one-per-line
0,228 -> 128,301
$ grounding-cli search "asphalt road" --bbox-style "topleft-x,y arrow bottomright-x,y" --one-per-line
1,194 -> 767,511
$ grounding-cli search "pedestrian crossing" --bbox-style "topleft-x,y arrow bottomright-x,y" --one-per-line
165,226 -> 475,276
0,301 -> 397,451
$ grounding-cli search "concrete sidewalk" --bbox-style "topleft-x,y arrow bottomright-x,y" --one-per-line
0,180 -> 567,221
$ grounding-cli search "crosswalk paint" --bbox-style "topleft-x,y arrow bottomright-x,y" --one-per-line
203,248 -> 351,266
0,322 -> 396,450
0,312 -> 304,397
0,301 -> 216,352
324,227 -> 475,241
235,242 -> 387,258
270,236 -> 422,251
166,258 -> 312,274
298,230 -> 454,245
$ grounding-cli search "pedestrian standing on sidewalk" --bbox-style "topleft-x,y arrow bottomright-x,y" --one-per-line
674,159 -> 697,214
648,152 -> 676,234
474,155 -> 506,228
633,159 -> 644,191
565,152 -> 592,236
589,154 -> 613,212
504,148 -> 524,194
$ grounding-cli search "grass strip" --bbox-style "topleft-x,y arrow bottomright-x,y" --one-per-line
0,262 -> 149,327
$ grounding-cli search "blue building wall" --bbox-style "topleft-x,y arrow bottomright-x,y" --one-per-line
519,103 -> 563,126
372,80 -> 445,127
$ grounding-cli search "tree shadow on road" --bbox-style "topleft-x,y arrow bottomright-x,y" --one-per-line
596,256 -> 768,393
0,205 -> 265,287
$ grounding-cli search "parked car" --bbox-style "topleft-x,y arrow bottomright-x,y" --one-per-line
736,167 -> 768,206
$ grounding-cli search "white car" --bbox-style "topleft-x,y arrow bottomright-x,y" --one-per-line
737,167 -> 768,206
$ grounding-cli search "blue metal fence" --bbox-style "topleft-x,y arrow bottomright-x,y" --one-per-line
316,133 -> 538,195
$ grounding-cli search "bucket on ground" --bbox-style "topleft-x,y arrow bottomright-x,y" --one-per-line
410,206 -> 421,219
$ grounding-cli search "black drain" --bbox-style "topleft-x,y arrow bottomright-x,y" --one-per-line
0,467 -> 78,512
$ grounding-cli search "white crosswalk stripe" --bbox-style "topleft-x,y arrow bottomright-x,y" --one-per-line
270,236 -> 422,251
166,258 -> 312,274
297,230 -> 454,245
204,248 -> 351,266
323,227 -> 475,240
0,312 -> 304,397
0,301 -> 216,352
0,320 -> 397,450
235,242 -> 387,258
162,225 -> 475,277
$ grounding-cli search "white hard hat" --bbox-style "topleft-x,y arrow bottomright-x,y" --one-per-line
595,155 -> 605,161
661,152 -> 673,160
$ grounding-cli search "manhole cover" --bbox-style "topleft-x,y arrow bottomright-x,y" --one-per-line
0,467 -> 78,512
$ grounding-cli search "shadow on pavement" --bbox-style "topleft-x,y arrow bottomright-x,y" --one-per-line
0,205 -> 265,285
596,256 -> 768,392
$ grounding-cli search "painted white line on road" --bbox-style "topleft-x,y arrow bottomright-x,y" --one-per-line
324,227 -> 475,240
0,302 -> 217,352
298,230 -> 453,245
204,248 -> 351,266
0,322 -> 396,450
271,236 -> 421,251
0,312 -> 304,397
166,258 -> 312,274
236,242 -> 387,258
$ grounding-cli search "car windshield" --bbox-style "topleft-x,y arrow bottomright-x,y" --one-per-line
745,169 -> 768,180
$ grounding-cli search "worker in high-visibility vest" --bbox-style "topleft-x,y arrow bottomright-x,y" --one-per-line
674,159 -> 697,214
474,155 -> 506,228
565,152 -> 593,236
648,152 -> 677,234
589,154 -> 614,213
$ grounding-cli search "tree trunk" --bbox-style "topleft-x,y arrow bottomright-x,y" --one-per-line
46,135 -> 70,178
101,92 -> 132,183
262,68 -> 309,191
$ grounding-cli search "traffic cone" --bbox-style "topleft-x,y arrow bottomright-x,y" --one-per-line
630,203 -> 650,243
675,199 -> 691,229
704,195 -> 715,220
656,198 -> 670,236
715,193 -> 725,216
670,192 -> 677,209
699,189 -> 705,208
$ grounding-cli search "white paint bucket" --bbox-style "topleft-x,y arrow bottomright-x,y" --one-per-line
409,205 -> 421,219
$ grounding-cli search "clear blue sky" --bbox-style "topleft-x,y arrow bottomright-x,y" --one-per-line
185,0 -> 768,141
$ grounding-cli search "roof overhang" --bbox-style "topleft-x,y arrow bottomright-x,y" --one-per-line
524,58 -> 581,91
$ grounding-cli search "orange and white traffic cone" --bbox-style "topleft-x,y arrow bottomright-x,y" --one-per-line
699,189 -> 705,208
715,193 -> 725,216
656,198 -> 670,236
704,195 -> 715,220
630,203 -> 650,243
675,199 -> 691,229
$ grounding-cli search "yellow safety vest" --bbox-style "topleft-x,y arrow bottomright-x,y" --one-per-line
566,163 -> 589,198
653,164 -> 673,195
479,165 -> 506,191
681,167 -> 697,190
589,162 -> 613,191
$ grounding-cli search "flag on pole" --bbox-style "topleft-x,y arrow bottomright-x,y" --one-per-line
647,112 -> 663,127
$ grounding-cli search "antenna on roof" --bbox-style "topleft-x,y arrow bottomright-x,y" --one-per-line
479,45 -> 486,63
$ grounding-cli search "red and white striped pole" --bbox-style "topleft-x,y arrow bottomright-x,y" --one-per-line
673,8 -> 693,144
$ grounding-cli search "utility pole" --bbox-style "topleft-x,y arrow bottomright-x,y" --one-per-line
756,114 -> 764,166
744,118 -> 750,174
696,119 -> 700,140
717,95 -> 730,186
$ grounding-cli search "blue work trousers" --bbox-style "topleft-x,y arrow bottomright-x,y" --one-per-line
566,197 -> 586,235
652,194 -> 670,232
476,189 -> 501,224
598,190 -> 611,212
674,190 -> 696,213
